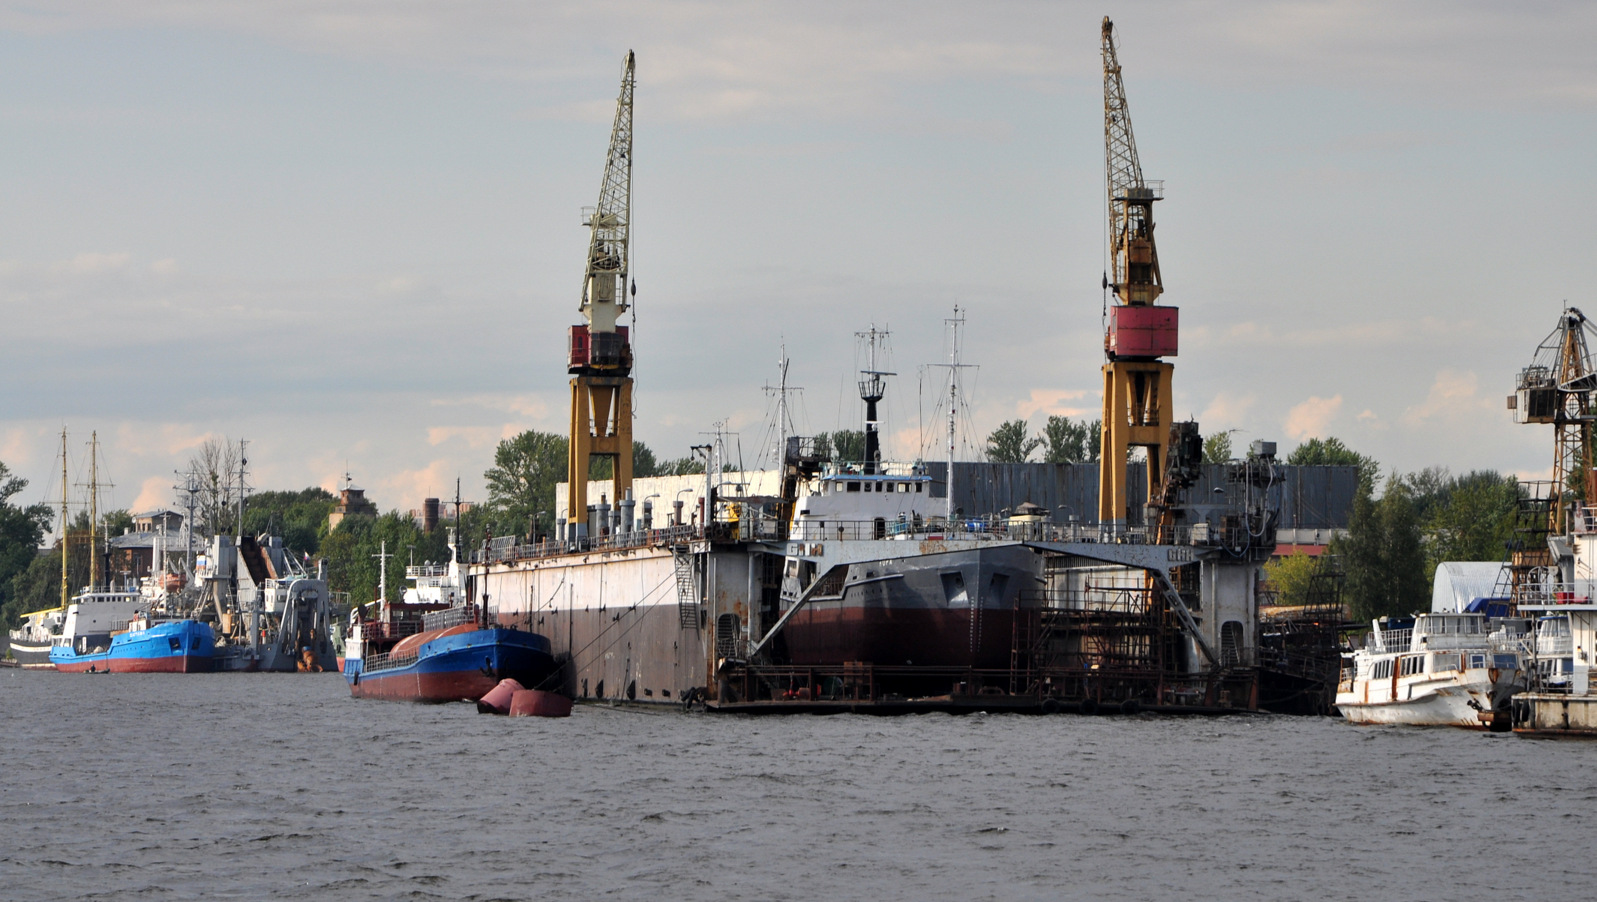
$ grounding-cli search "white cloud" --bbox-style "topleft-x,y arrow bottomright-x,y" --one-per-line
1198,391 -> 1257,430
1015,388 -> 1093,420
1283,395 -> 1343,441
1402,369 -> 1490,426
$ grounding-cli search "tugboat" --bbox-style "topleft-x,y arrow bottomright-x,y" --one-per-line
342,531 -> 556,702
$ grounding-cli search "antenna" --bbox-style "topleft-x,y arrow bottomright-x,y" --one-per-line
761,344 -> 804,467
373,540 -> 392,604
926,307 -> 977,521
173,469 -> 201,581
236,438 -> 249,538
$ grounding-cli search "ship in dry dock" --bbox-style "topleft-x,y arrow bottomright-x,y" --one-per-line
462,39 -> 1357,715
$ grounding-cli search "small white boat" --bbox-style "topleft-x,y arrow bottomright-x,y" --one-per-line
1336,612 -> 1526,729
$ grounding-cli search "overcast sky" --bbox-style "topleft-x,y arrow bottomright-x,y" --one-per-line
2,1 -> 1594,527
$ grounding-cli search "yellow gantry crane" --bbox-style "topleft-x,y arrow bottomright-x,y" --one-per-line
1098,17 -> 1178,533
566,51 -> 636,539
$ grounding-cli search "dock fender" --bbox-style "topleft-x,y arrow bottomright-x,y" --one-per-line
1039,698 -> 1060,715
1119,698 -> 1141,716
1079,697 -> 1099,716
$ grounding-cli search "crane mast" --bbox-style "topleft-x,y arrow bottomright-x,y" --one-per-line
1097,17 -> 1179,534
566,51 -> 636,540
1510,307 -> 1597,606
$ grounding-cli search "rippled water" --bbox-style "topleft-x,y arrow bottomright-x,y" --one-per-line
2,668 -> 1593,901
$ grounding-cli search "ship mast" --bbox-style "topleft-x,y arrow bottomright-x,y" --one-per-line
762,345 -> 803,466
88,431 -> 99,592
59,428 -> 69,608
856,327 -> 893,475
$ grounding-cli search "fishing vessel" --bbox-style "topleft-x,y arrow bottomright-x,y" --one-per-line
1335,612 -> 1525,728
343,532 -> 556,702
49,594 -> 214,673
11,429 -> 215,674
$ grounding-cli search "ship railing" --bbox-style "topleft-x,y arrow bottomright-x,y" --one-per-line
362,647 -> 419,674
406,564 -> 449,579
421,605 -> 478,631
1536,636 -> 1574,656
1517,581 -> 1594,606
1367,628 -> 1413,653
481,524 -> 709,564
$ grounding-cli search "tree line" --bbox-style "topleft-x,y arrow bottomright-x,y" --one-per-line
0,427 -> 1530,630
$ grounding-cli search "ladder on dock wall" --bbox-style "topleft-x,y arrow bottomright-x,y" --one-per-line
673,548 -> 699,628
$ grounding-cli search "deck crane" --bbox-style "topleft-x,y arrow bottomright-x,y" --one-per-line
1510,307 -> 1597,602
1097,17 -> 1180,534
566,51 -> 636,540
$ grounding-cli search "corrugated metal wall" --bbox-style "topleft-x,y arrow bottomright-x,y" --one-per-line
925,462 -> 1357,529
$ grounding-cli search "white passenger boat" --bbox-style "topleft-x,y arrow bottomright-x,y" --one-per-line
1336,612 -> 1526,729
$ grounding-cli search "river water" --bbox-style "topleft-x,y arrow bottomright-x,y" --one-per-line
2,669 -> 1592,901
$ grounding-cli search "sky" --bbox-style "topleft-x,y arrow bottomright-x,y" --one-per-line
1,1 -> 1594,530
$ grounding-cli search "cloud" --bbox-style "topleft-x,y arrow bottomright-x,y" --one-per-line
1283,395 -> 1343,440
379,458 -> 457,511
426,425 -> 500,449
1401,369 -> 1490,426
130,475 -> 171,511
1015,388 -> 1093,419
1198,391 -> 1257,429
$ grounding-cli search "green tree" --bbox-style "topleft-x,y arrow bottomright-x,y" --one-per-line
484,430 -> 568,540
6,545 -> 63,626
322,510 -> 445,608
242,488 -> 338,555
1288,436 -> 1381,496
1203,430 -> 1235,464
102,509 -> 133,537
1263,549 -> 1320,607
812,430 -> 865,464
1041,416 -> 1100,464
0,461 -> 54,628
657,456 -> 706,476
1412,469 -> 1518,569
1335,475 -> 1428,621
986,419 -> 1041,463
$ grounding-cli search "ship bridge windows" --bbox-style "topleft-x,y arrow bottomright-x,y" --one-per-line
1400,655 -> 1425,677
848,482 -> 861,492
1430,653 -> 1462,673
1371,659 -> 1393,680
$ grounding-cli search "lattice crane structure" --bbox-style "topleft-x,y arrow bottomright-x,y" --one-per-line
566,51 -> 636,540
1510,307 -> 1597,601
1098,18 -> 1179,533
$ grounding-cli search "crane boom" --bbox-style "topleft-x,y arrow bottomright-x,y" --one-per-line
1102,17 -> 1162,308
580,50 -> 635,334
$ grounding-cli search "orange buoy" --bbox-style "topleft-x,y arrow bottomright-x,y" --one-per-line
475,678 -> 524,714
509,689 -> 574,718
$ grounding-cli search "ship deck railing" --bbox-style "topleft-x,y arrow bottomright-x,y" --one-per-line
407,564 -> 450,579
362,647 -> 420,674
1365,628 -> 1413,653
420,605 -> 479,632
471,524 -> 707,565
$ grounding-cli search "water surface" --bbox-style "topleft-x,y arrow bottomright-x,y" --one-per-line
1,670 -> 1589,901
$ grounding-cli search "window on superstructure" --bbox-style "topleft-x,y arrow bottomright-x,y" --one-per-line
848,482 -> 860,493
